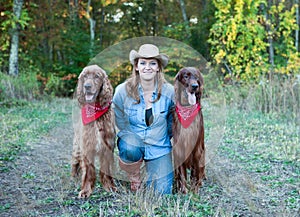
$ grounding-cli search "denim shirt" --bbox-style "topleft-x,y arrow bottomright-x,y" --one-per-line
112,82 -> 175,160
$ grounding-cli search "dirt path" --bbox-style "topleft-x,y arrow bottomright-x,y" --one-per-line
0,120 -> 298,216
0,122 -> 77,216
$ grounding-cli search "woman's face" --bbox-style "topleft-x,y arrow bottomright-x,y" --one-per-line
136,58 -> 159,82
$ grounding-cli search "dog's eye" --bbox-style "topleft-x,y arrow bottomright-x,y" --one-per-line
94,74 -> 100,79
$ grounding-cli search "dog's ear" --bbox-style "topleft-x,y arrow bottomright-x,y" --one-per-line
77,68 -> 86,106
198,69 -> 204,90
98,69 -> 113,106
195,68 -> 204,100
175,68 -> 184,82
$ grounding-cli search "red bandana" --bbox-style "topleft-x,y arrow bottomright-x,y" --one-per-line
81,102 -> 111,125
175,102 -> 201,128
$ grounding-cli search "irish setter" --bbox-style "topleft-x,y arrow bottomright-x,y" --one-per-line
71,65 -> 116,198
172,67 -> 206,194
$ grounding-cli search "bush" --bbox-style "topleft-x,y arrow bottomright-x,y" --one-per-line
0,68 -> 41,105
224,74 -> 300,122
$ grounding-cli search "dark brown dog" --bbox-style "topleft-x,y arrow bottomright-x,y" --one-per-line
173,67 -> 205,194
71,65 -> 116,198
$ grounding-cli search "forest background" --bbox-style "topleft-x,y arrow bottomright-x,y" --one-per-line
0,1 -> 299,216
0,0 -> 299,113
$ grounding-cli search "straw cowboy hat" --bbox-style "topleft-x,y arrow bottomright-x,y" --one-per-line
129,44 -> 169,68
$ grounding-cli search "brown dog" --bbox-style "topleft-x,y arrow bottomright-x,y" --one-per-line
172,67 -> 205,194
71,65 -> 116,198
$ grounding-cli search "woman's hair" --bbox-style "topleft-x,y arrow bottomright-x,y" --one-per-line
125,58 -> 167,104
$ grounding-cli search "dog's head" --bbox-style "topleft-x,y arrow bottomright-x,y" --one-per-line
175,67 -> 204,105
77,65 -> 112,105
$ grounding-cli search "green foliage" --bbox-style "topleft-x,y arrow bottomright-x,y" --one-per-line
190,23 -> 216,60
0,2 -> 31,70
163,22 -> 191,43
209,0 -> 269,81
44,74 -> 64,97
0,3 -> 30,31
223,73 -> 300,117
0,68 -> 41,103
114,0 -> 164,38
209,0 -> 300,82
271,3 -> 300,75
1,0 -> 217,96
1,0 -> 299,96
109,62 -> 132,88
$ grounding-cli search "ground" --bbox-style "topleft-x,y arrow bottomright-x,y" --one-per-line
0,103 -> 299,217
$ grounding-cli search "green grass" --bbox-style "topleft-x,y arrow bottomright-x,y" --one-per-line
0,98 -> 72,172
221,109 -> 299,163
219,108 -> 300,213
59,107 -> 298,216
0,98 -> 299,216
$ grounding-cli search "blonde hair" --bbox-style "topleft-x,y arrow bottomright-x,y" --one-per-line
125,58 -> 167,104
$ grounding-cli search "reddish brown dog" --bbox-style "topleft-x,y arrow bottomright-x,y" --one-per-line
173,67 -> 206,194
71,65 -> 116,198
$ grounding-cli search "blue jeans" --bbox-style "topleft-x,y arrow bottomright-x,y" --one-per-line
118,138 -> 173,194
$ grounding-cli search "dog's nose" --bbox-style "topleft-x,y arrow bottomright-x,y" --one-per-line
84,83 -> 92,89
191,84 -> 199,90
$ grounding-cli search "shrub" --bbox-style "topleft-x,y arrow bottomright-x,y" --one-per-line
224,74 -> 300,122
0,68 -> 41,105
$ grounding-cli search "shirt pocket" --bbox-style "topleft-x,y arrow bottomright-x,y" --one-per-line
125,108 -> 138,125
153,110 -> 168,125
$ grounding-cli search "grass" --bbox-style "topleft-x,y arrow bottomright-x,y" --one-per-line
218,108 -> 299,214
0,97 -> 299,216
0,98 -> 72,172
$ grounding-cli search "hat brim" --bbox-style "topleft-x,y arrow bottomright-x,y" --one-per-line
129,50 -> 169,68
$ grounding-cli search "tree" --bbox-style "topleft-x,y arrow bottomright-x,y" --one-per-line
209,0 -> 300,82
86,0 -> 96,58
209,0 -> 268,81
8,0 -> 24,76
178,0 -> 188,22
295,0 -> 299,51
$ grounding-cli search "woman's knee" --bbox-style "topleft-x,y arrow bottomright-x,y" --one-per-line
118,138 -> 143,163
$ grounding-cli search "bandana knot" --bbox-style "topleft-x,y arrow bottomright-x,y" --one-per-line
175,102 -> 201,128
81,102 -> 111,125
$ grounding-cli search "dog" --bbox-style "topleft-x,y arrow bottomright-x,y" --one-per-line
172,67 -> 205,194
71,65 -> 116,198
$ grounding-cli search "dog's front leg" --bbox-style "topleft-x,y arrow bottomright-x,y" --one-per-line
71,136 -> 81,177
78,128 -> 96,198
99,143 -> 116,192
178,165 -> 188,194
78,153 -> 96,198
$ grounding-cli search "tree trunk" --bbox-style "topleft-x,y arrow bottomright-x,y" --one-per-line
178,0 -> 188,22
266,0 -> 274,69
296,0 -> 299,51
261,0 -> 274,81
99,6 -> 104,47
9,0 -> 24,76
87,0 -> 96,57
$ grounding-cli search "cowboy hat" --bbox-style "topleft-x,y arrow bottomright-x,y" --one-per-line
129,44 -> 169,68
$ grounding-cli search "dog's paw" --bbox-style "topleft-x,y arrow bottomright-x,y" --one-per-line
102,183 -> 117,193
180,186 -> 188,194
78,188 -> 92,198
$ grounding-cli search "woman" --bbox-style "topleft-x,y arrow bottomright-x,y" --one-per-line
112,44 -> 174,194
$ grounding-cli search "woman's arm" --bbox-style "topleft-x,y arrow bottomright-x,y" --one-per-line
112,83 -> 131,132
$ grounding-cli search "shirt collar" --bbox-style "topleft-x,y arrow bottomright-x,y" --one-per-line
138,82 -> 158,96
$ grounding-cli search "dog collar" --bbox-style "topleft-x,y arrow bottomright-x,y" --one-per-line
81,102 -> 111,125
175,102 -> 201,128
